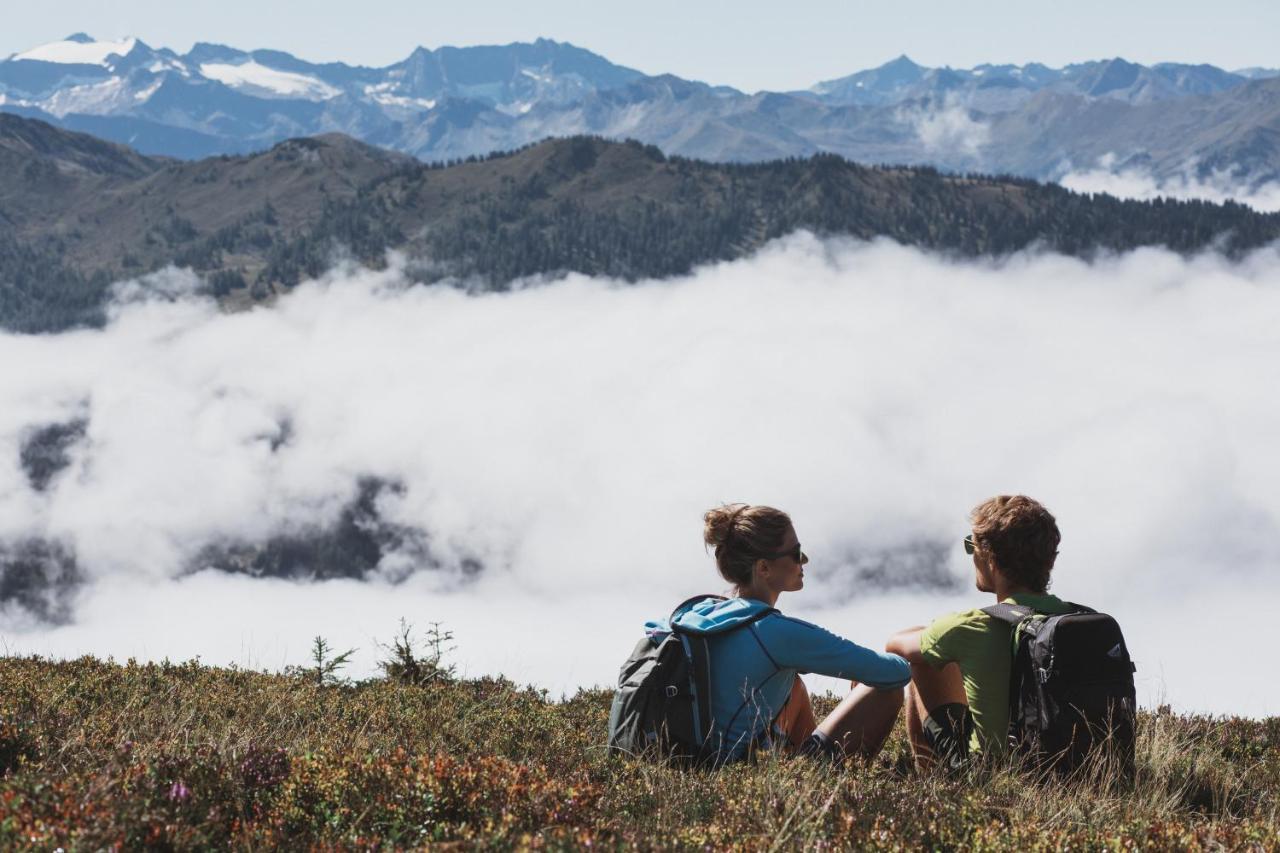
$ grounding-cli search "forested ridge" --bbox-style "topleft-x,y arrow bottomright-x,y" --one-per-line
3,114 -> 1278,333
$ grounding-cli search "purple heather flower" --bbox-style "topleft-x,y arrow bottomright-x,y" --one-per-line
169,780 -> 191,802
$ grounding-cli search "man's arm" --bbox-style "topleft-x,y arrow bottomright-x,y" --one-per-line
886,626 -> 929,665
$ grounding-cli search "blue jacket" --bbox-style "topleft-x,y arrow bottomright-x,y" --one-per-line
646,596 -> 910,761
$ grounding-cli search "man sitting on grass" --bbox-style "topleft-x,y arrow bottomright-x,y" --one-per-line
886,495 -> 1075,770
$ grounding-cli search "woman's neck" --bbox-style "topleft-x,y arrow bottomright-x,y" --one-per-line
734,582 -> 779,607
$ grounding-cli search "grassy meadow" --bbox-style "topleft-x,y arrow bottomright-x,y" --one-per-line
0,644 -> 1276,850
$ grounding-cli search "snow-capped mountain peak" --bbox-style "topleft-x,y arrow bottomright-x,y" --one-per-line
15,34 -> 139,66
198,60 -> 342,101
3,33 -> 1279,188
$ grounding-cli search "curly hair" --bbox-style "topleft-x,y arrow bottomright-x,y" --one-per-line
970,495 -> 1060,593
702,503 -> 792,587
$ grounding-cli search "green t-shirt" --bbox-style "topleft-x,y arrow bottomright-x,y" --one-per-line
919,593 -> 1075,755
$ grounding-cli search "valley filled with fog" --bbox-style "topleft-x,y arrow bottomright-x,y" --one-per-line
1060,159 -> 1280,213
2,233 -> 1277,716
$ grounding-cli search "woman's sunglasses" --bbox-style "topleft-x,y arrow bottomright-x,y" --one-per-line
765,544 -> 807,563
963,535 -> 977,555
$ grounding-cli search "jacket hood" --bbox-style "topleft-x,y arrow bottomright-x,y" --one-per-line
645,596 -> 775,637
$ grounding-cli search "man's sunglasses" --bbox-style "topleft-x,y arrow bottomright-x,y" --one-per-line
963,535 -> 977,555
765,544 -> 807,563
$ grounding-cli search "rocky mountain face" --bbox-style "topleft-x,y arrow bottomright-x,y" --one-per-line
3,36 -> 1279,186
4,114 -> 1279,335
808,55 -> 1256,108
987,78 -> 1280,183
0,34 -> 645,159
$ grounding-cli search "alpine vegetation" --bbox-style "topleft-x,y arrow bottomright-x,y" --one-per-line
0,654 -> 1274,847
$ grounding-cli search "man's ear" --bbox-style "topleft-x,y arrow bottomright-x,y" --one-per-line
987,553 -> 1005,579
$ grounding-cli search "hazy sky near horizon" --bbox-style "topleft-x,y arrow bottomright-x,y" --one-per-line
5,0 -> 1278,93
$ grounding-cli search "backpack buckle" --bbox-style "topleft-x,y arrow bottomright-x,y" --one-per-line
665,685 -> 679,698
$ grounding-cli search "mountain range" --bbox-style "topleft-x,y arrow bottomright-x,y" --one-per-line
3,34 -> 1280,185
4,112 -> 1279,335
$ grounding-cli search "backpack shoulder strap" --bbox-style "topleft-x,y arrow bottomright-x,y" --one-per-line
982,600 -> 1095,625
981,602 -> 1036,625
681,633 -> 715,754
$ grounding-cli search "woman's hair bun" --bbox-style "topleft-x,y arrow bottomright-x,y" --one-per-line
702,503 -> 793,586
703,503 -> 748,549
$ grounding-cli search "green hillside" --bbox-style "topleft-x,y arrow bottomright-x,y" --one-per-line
4,115 -> 1280,333
0,654 -> 1275,848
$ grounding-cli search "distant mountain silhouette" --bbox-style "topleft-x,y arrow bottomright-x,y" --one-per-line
2,36 -> 1279,184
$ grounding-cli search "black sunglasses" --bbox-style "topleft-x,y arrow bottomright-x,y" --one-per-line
963,535 -> 977,555
764,543 -> 807,563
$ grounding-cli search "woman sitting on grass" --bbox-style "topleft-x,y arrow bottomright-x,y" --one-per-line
648,503 -> 910,764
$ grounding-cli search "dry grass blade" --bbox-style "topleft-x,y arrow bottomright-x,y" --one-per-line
0,654 -> 1274,849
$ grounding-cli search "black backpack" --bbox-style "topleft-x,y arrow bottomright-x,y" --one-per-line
982,602 -> 1137,774
606,594 -> 775,765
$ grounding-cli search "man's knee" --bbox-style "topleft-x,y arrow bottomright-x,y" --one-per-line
907,661 -> 966,717
911,660 -> 963,689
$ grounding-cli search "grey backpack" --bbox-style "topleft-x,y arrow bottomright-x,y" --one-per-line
606,595 -> 774,765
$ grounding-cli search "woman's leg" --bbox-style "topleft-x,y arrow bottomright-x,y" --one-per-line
813,681 -> 904,760
905,661 -> 967,771
775,675 -> 818,748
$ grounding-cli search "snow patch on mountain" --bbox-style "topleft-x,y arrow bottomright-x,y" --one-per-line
199,60 -> 341,100
362,82 -> 436,111
133,79 -> 164,104
16,36 -> 138,66
147,58 -> 191,77
41,77 -> 130,117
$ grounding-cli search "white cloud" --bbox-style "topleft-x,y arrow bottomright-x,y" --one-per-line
1,235 -> 1278,717
1060,155 -> 1280,212
899,99 -> 990,158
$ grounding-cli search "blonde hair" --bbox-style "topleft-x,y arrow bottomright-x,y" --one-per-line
703,503 -> 793,586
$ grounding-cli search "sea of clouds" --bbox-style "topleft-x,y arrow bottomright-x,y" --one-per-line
2,234 -> 1278,716
1060,154 -> 1280,213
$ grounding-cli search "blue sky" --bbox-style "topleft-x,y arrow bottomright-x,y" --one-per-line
6,0 -> 1278,92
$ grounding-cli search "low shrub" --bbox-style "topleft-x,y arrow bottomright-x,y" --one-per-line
0,655 -> 1274,849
